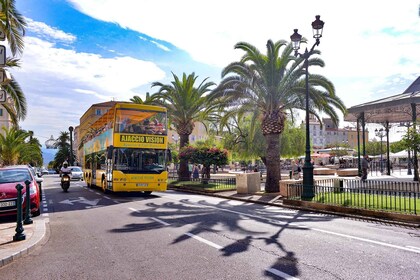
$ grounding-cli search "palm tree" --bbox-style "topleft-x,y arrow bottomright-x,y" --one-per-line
151,72 -> 217,180
53,131 -> 70,168
211,40 -> 346,192
0,0 -> 27,124
0,127 -> 41,166
0,0 -> 26,56
130,92 -> 155,105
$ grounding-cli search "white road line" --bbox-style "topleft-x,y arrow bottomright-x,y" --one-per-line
172,201 -> 420,254
184,232 -> 223,250
266,268 -> 300,280
406,246 -> 420,253
150,217 -> 171,226
103,196 -> 111,199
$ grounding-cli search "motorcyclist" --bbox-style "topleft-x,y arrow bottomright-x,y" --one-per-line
60,161 -> 71,175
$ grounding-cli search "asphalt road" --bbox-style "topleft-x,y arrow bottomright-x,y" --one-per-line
0,175 -> 419,279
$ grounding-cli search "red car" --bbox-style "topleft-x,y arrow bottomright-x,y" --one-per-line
0,165 -> 41,217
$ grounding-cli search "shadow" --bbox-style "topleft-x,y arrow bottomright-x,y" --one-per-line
109,195 -> 337,279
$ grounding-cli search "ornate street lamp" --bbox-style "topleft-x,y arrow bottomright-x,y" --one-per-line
375,128 -> 386,173
69,126 -> 74,166
290,15 -> 325,199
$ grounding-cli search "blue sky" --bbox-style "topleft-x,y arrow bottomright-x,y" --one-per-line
10,0 -> 420,146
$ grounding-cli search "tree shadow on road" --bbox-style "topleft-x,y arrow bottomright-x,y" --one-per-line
109,197 -> 335,279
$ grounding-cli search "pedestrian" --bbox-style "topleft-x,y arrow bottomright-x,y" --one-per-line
192,164 -> 199,179
361,154 -> 369,181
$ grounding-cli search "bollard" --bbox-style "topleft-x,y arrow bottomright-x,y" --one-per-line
24,180 -> 33,225
13,184 -> 26,241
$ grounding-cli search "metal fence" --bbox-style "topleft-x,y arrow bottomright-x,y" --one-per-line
168,175 -> 236,191
286,178 -> 420,215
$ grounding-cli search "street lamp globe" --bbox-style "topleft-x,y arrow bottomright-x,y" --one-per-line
290,29 -> 302,52
311,15 -> 325,39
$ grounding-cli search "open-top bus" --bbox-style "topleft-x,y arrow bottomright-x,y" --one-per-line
82,102 -> 169,194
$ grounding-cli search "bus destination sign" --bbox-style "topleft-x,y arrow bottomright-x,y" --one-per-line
120,134 -> 165,144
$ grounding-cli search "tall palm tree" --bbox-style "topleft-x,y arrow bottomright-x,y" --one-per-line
151,72 -> 217,180
130,92 -> 155,105
0,0 -> 27,124
0,0 -> 26,56
211,40 -> 346,192
53,131 -> 70,168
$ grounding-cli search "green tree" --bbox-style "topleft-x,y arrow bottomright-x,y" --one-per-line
53,131 -> 70,169
401,127 -> 419,181
0,0 -> 27,124
211,40 -> 346,192
130,92 -> 156,105
0,127 -> 41,165
151,72 -> 217,180
179,146 -> 228,180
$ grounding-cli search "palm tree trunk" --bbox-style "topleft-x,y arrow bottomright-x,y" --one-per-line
264,133 -> 281,193
178,134 -> 190,181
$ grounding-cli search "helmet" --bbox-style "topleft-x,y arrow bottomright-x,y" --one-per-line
63,161 -> 68,168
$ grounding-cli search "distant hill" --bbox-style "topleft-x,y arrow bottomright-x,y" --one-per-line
42,147 -> 57,166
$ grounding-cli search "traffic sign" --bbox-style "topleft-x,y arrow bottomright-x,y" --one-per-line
0,89 -> 6,103
0,45 -> 5,66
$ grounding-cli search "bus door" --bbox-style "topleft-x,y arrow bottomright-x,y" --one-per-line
106,146 -> 114,188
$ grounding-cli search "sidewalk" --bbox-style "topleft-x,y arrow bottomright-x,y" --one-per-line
0,218 -> 48,267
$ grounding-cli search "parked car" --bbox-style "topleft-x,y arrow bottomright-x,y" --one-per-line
0,165 -> 41,217
48,169 -> 57,174
69,166 -> 83,181
28,166 -> 44,197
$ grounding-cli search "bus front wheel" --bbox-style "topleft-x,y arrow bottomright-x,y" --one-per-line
144,191 -> 152,195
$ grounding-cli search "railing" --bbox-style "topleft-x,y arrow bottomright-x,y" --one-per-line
286,178 -> 420,215
169,175 -> 236,191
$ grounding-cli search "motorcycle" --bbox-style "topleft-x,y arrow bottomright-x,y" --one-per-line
61,172 -> 71,192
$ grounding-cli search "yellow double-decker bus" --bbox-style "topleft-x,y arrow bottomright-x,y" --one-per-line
82,102 -> 169,194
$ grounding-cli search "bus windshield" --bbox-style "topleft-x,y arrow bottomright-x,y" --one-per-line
113,148 -> 166,174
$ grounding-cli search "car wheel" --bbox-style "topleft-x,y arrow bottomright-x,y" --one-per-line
32,208 -> 41,217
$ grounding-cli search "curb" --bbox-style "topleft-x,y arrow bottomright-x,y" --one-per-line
0,218 -> 50,268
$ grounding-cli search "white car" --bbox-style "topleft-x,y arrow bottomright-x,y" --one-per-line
69,166 -> 83,181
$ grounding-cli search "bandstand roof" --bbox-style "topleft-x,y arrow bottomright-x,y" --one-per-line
344,76 -> 420,123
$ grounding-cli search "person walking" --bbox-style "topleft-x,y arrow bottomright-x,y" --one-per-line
361,154 -> 369,181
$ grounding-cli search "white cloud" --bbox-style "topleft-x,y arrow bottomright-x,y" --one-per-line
150,40 -> 171,52
13,36 -> 166,140
25,18 -> 76,43
67,0 -> 420,111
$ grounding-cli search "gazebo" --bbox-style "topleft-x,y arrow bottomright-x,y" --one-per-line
344,76 -> 420,180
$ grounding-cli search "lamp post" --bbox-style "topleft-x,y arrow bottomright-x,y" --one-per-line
171,134 -> 179,174
375,128 -> 385,173
171,134 -> 179,150
290,15 -> 325,199
69,126 -> 74,166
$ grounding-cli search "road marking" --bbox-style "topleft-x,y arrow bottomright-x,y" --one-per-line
151,217 -> 170,226
266,268 -> 300,280
103,196 -> 111,199
129,207 -> 222,250
406,246 -> 420,253
184,232 -> 223,250
162,197 -> 420,255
